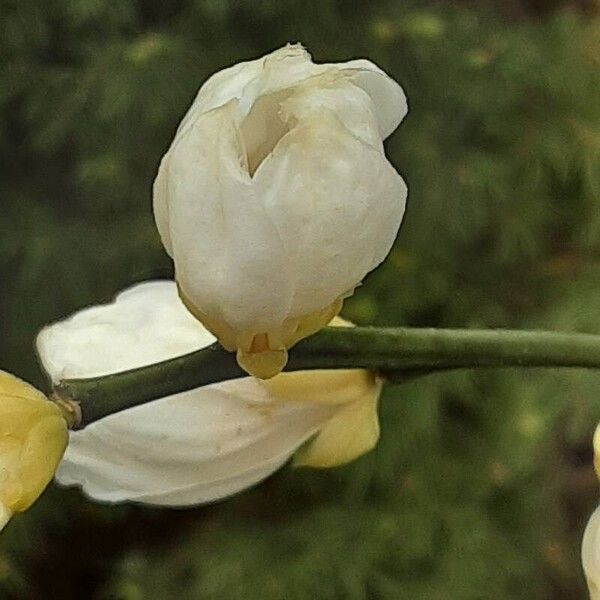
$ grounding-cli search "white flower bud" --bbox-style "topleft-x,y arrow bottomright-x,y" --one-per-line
153,44 -> 408,378
36,281 -> 382,506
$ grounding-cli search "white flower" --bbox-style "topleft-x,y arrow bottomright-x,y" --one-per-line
36,281 -> 382,506
583,425 -> 600,599
153,43 -> 408,378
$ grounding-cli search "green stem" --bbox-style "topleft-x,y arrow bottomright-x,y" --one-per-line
53,326 -> 600,428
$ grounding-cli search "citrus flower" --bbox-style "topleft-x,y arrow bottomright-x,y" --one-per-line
582,424 -> 600,599
153,43 -> 408,378
37,281 -> 382,506
0,370 -> 68,531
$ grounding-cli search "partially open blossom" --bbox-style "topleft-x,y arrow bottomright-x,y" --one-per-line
0,371 -> 68,531
36,281 -> 381,506
582,424 -> 600,599
153,44 -> 408,378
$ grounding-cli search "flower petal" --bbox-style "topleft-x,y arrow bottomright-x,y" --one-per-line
0,502 -> 10,532
334,59 -> 408,140
174,45 -> 317,142
293,381 -> 381,468
0,370 -> 46,402
55,380 -> 334,506
153,46 -> 407,376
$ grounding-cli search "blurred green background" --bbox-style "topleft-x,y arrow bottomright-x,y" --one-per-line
1,0 -> 600,598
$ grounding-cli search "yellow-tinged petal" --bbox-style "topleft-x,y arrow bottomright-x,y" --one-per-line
583,424 -> 600,598
583,507 -> 600,600
293,380 -> 381,468
262,368 -> 377,406
593,424 -> 600,480
236,346 -> 289,381
0,370 -> 68,530
0,370 -> 45,400
0,502 -> 11,531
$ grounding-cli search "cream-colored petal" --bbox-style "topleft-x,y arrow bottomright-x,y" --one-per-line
153,153 -> 173,257
175,45 -> 316,141
280,78 -> 383,149
152,45 -> 407,370
262,368 -> 378,407
36,282 -> 330,506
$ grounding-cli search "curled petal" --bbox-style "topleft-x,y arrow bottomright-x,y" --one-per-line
336,59 -> 408,140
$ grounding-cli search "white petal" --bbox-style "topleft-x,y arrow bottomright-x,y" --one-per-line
166,88 -> 406,329
56,380 -> 334,506
153,46 -> 407,338
279,78 -> 383,149
583,505 -> 600,599
37,280 -> 214,382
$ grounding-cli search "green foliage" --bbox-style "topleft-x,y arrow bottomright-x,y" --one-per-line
1,1 -> 599,598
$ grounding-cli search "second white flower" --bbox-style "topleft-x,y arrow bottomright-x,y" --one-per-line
154,44 -> 408,378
